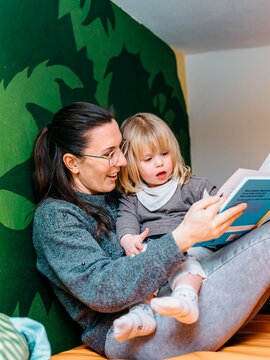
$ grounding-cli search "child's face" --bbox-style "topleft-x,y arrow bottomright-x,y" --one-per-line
136,144 -> 174,187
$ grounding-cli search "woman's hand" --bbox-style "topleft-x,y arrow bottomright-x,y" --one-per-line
172,195 -> 247,253
120,228 -> 149,256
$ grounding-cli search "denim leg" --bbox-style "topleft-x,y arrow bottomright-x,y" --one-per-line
105,222 -> 270,360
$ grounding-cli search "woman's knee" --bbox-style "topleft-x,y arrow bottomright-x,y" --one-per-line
201,223 -> 270,278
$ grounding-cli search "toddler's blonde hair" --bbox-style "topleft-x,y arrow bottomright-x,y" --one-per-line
118,113 -> 191,195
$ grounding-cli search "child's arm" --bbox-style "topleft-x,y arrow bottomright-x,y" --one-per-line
117,195 -> 149,256
116,195 -> 141,241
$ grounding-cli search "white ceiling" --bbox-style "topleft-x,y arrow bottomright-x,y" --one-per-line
112,0 -> 270,54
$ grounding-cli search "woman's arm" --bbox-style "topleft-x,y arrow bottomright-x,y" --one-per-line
172,195 -> 247,252
33,200 -> 184,314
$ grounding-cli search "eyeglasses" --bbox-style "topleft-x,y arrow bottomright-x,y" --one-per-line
78,141 -> 127,167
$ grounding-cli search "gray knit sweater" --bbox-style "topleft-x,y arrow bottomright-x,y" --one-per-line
32,192 -> 184,355
117,176 -> 216,239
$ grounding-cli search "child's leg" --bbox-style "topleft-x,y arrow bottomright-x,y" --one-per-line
113,301 -> 156,341
151,256 -> 205,324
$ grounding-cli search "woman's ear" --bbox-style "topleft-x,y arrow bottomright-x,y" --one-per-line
63,153 -> 80,174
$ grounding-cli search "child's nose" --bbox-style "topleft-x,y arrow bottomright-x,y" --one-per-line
155,157 -> 163,167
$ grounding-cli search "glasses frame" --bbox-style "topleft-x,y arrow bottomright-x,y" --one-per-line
77,141 -> 127,167
79,153 -> 112,161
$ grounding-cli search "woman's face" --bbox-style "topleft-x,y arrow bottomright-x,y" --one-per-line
71,119 -> 127,194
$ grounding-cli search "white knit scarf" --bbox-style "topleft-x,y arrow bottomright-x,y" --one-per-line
137,178 -> 179,212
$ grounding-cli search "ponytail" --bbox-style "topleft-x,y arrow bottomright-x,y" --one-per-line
33,127 -> 54,202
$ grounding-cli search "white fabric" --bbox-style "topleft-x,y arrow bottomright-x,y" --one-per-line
169,256 -> 207,290
137,178 -> 179,212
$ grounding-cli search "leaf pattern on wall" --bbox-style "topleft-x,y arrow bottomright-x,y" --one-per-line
105,46 -> 155,121
0,222 -> 49,315
0,159 -> 34,202
0,190 -> 33,230
0,61 -> 84,178
81,0 -> 116,35
105,47 -> 190,163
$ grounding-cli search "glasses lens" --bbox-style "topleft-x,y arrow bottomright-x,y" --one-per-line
120,140 -> 128,156
109,149 -> 120,167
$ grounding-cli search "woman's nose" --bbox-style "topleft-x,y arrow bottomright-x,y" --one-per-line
118,150 -> 127,167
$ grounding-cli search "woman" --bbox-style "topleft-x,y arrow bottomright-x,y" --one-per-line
32,102 -> 270,360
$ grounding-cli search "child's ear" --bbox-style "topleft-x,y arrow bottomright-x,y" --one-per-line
63,153 -> 80,174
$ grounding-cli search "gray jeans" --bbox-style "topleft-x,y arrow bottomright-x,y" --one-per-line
105,222 -> 270,360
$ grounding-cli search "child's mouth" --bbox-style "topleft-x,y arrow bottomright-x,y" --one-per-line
156,171 -> 166,180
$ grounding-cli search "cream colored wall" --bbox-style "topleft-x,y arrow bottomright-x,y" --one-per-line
172,47 -> 188,108
185,46 -> 270,187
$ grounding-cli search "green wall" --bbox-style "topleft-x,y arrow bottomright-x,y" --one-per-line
0,0 -> 190,353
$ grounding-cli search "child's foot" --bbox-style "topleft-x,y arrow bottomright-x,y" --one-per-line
113,304 -> 156,341
150,286 -> 199,324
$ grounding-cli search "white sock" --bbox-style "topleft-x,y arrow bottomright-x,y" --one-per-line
150,286 -> 199,324
113,303 -> 156,341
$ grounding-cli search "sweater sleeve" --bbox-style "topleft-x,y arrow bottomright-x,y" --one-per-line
33,200 -> 185,314
203,177 -> 217,196
116,195 -> 141,240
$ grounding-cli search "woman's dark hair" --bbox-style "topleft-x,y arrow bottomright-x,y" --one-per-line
33,102 -> 115,238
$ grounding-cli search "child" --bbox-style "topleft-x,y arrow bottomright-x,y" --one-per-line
113,113 -> 217,342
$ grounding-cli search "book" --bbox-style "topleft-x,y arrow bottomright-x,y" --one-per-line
195,154 -> 270,247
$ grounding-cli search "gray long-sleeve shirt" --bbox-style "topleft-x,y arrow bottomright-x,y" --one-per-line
32,192 -> 185,354
117,176 -> 217,240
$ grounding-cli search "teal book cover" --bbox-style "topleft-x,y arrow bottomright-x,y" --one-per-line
195,177 -> 270,247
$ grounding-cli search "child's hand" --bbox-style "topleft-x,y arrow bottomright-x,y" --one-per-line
120,228 -> 149,256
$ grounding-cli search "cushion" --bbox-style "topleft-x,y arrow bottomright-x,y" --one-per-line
0,313 -> 29,360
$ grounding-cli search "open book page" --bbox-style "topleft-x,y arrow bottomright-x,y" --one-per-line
259,153 -> 270,172
217,168 -> 270,197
